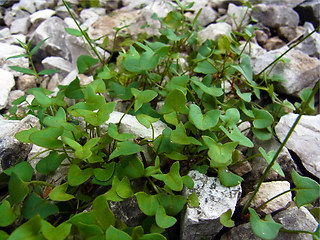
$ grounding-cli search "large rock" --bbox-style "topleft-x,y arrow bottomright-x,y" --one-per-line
180,170 -> 242,240
10,16 -> 30,34
275,113 -> 320,178
41,56 -> 73,77
0,115 -> 39,172
295,0 -> 320,28
251,48 -> 320,96
198,22 -> 232,44
250,0 -> 305,8
0,69 -> 15,110
295,22 -> 320,58
251,4 -> 300,30
29,9 -> 56,25
227,3 -> 251,30
240,181 -> 292,215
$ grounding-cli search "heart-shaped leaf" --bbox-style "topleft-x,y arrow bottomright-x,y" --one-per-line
189,104 -> 220,130
231,54 -> 253,83
156,193 -> 187,216
77,55 -> 98,74
220,126 -> 253,148
121,155 -> 144,179
194,60 -> 217,74
155,205 -> 177,229
49,183 -> 74,201
41,220 -> 72,240
0,200 -> 18,227
9,172 -> 29,204
93,162 -> 115,182
152,162 -> 183,191
249,208 -> 282,240
160,89 -> 187,114
22,193 -> 58,219
15,127 -> 38,143
68,164 -> 93,186
4,161 -> 33,182
202,136 -> 237,168
65,77 -> 84,99
170,123 -> 202,146
108,123 -> 135,141
131,88 -> 158,112
92,194 -> 115,231
252,108 -> 274,129
136,114 -> 159,128
9,215 -> 42,240
116,176 -> 133,199
29,127 -> 64,149
259,147 -> 284,177
220,209 -> 235,228
140,233 -> 166,240
234,85 -> 251,102
63,137 -> 100,160
188,192 -> 199,208
292,170 -> 320,207
220,108 -> 240,128
36,151 -> 66,175
218,167 -> 243,187
135,192 -> 159,216
105,225 -> 132,240
109,141 -> 143,160
191,78 -> 223,97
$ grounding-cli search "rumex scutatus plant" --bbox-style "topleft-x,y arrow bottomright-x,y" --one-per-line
1,1 -> 319,239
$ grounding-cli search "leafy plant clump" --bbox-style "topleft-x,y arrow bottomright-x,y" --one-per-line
1,0 -> 319,239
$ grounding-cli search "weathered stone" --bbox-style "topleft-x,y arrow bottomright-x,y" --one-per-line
12,0 -> 36,13
41,56 -> 73,77
295,0 -> 320,28
239,41 -> 267,61
278,25 -> 305,42
198,22 -> 232,44
251,4 -> 300,29
104,111 -> 167,139
0,115 -> 39,172
275,113 -> 320,178
251,48 -> 320,96
295,22 -> 320,58
250,0 -> 305,8
6,90 -> 25,109
221,223 -> 259,240
99,0 -> 122,12
273,206 -> 318,240
240,181 -> 292,214
181,170 -> 242,240
263,36 -> 287,50
0,69 -> 15,110
31,16 -> 71,60
0,31 -> 26,45
17,75 -> 37,93
185,6 -> 218,27
29,9 -> 56,24
227,3 -> 251,30
0,27 -> 10,38
10,16 -> 30,34
55,5 -> 78,19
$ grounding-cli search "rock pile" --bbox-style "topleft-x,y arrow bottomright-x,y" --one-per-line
0,0 -> 319,239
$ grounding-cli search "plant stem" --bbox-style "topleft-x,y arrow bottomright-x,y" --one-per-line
256,189 -> 292,210
118,100 -> 135,126
242,80 -> 320,215
29,180 -> 55,188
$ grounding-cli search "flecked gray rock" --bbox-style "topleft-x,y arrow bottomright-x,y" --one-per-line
0,69 -> 15,110
275,113 -> 320,178
180,170 -> 242,240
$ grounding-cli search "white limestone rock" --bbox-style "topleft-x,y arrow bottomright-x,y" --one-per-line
10,16 -> 30,34
0,69 -> 15,110
227,3 -> 251,30
41,56 -> 73,77
30,9 -> 56,24
198,22 -> 232,44
296,22 -> 320,58
275,113 -> 320,178
181,170 -> 242,240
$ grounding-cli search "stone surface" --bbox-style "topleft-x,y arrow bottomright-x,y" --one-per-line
240,181 -> 292,214
275,113 -> 320,178
295,0 -> 320,28
251,48 -> 320,96
104,111 -> 167,139
0,115 -> 39,172
278,25 -> 305,42
10,16 -> 30,34
181,170 -> 242,240
227,3 -> 251,30
41,56 -> 73,76
251,4 -> 300,29
29,9 -> 56,24
0,69 -> 15,110
250,0 -> 305,8
263,36 -> 286,50
296,22 -> 320,58
198,22 -> 232,44
17,75 -> 37,92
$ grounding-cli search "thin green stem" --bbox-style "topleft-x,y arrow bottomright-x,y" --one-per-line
118,100 -> 135,126
242,80 -> 320,215
280,228 -> 316,235
256,189 -> 292,210
27,149 -> 51,162
29,180 -> 55,188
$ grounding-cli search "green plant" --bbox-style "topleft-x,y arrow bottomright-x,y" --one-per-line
1,0 -> 319,239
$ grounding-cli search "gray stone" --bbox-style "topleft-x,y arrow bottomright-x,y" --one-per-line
33,0 -> 56,11
251,4 -> 300,30
0,115 -> 40,172
239,41 -> 267,61
0,33 -> 26,45
263,36 -> 287,50
6,90 -> 25,109
278,25 -> 305,42
41,56 -> 73,77
227,3 -> 251,31
295,0 -> 320,28
29,9 -> 56,24
99,0 -> 121,12
10,16 -> 30,34
17,75 -> 37,93
12,0 -> 36,13
180,170 -> 242,240
0,27 -> 10,38
296,22 -> 320,58
251,48 -> 320,96
198,22 -> 232,44
55,5 -> 78,20
250,0 -> 305,8
185,6 -> 218,27
273,206 -> 318,240
79,8 -> 102,23
122,0 -> 158,11
240,181 -> 292,215
31,16 -> 71,61
221,222 -> 259,240
275,113 -> 320,178
0,69 -> 15,110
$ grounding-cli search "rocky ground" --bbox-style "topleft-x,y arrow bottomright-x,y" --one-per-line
0,0 -> 319,239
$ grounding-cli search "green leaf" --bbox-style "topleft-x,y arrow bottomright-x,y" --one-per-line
108,123 -> 135,141
140,233 -> 166,240
194,60 -> 217,74
9,66 -> 34,75
156,193 -> 187,216
136,114 -> 159,128
28,88 -> 55,108
93,162 -> 115,182
0,230 -> 9,239
292,170 -> 320,207
4,161 -> 33,182
249,208 -> 282,240
259,147 -> 284,177
135,192 -> 159,217
191,78 -> 223,97
77,55 -> 98,74
8,215 -> 42,240
68,164 -> 93,186
116,176 -> 133,199
234,85 -> 251,102
219,126 -> 253,148
6,53 -> 28,60
30,37 -> 48,55
36,151 -> 66,175
131,88 -> 158,112
164,152 -> 188,160
77,222 -> 104,239
220,108 -> 240,127
38,69 -> 59,75
65,77 -> 84,99
155,205 -> 177,229
144,156 -> 161,177
29,127 -> 63,149
189,104 -> 220,130
49,182 -> 74,201
220,209 -> 235,227
182,175 -> 194,189
160,89 -> 187,114
232,54 -> 253,83
165,75 -> 189,94
109,141 -> 143,160
152,162 -> 183,191
9,172 -> 29,204
121,155 -> 144,179
163,112 -> 179,126
188,192 -> 199,208
252,108 -> 274,129
123,46 -> 142,73
22,193 -> 58,219
41,220 -> 72,240
252,128 -> 272,141
92,194 -> 115,231
105,177 -> 124,202
0,200 -> 18,227
65,27 -> 83,37
218,167 -> 243,187
202,136 -> 237,168
170,123 -> 202,146
105,226 -> 132,240
63,137 -> 100,160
